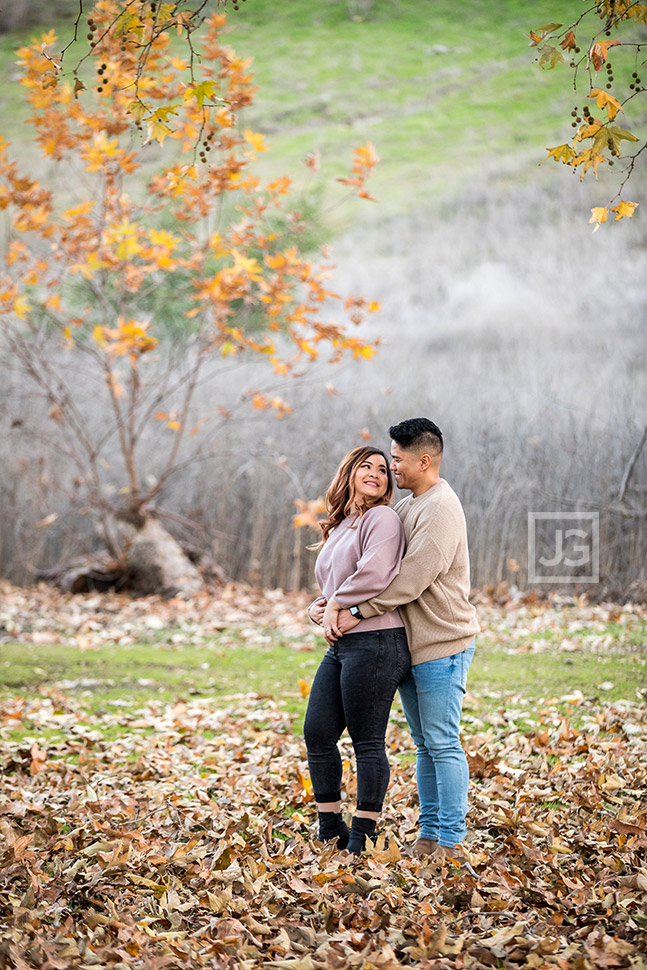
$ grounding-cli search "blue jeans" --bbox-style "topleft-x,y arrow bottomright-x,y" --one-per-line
398,640 -> 475,847
304,628 -> 411,812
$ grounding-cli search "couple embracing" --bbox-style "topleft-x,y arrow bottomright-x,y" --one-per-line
304,417 -> 479,863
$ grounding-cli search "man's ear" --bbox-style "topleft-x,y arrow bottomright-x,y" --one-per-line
419,453 -> 431,470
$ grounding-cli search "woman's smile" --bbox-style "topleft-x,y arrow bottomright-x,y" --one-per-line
353,454 -> 389,502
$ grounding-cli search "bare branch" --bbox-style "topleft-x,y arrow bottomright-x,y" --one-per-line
617,424 -> 647,503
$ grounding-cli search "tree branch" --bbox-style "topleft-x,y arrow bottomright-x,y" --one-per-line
617,424 -> 647,503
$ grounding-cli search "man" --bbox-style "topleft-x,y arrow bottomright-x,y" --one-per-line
327,417 -> 479,865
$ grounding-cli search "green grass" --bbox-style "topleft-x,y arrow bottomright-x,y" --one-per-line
470,648 -> 645,702
0,633 -> 318,713
1,618 -> 643,747
0,0 -> 598,223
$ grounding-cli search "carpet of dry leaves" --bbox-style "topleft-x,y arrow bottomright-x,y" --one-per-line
0,582 -> 646,970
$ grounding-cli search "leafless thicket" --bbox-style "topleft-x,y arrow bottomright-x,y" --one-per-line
0,0 -> 78,33
1,174 -> 645,597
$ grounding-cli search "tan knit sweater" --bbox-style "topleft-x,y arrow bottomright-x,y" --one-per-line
358,478 -> 479,664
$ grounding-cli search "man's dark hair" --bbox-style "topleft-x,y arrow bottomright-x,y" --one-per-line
389,417 -> 443,456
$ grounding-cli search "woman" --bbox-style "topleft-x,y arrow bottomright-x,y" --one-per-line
304,445 -> 411,854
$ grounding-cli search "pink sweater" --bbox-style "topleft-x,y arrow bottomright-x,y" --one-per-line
314,505 -> 405,633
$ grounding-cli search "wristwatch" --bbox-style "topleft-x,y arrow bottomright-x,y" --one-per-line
349,605 -> 363,619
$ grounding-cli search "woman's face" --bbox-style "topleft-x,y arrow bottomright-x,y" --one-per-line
352,453 -> 389,504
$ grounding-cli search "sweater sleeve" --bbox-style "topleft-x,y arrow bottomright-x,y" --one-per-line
358,505 -> 449,617
333,508 -> 405,607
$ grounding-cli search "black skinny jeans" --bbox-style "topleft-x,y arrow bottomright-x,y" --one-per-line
303,627 -> 411,813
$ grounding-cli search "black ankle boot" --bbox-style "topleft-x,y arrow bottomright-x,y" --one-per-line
317,812 -> 350,850
346,816 -> 377,855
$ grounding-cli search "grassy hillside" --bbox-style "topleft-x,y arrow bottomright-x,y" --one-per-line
231,0 -> 578,213
0,0 -> 588,219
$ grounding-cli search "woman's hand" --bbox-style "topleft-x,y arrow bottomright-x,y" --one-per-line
322,598 -> 342,642
307,597 -> 326,625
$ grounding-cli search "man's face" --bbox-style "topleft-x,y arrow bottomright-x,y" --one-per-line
390,441 -> 421,492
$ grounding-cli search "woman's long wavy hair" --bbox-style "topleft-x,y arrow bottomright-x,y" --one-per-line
318,446 -> 394,545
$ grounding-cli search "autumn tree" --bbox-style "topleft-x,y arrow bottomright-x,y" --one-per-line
529,2 -> 646,226
0,2 -> 380,595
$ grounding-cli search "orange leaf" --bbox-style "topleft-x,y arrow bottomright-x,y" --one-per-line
298,678 -> 311,698
560,31 -> 576,51
589,39 -> 621,73
251,392 -> 269,410
293,498 -> 326,530
30,741 -> 47,775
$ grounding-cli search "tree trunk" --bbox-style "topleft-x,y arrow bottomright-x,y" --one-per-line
116,516 -> 204,599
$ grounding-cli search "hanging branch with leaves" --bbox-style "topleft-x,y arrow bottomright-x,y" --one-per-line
529,2 -> 646,227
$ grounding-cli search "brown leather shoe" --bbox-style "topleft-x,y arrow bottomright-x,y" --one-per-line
410,837 -> 438,858
428,844 -> 476,874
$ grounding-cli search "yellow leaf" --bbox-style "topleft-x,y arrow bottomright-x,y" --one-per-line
589,206 -> 609,232
81,133 -> 122,172
611,200 -> 638,221
167,420 -> 181,431
148,228 -> 181,249
73,77 -> 86,99
243,128 -> 268,153
128,99 -> 149,124
355,344 -> 375,360
542,144 -> 576,164
232,249 -> 264,281
184,80 -> 217,108
13,296 -> 31,319
589,88 -> 623,121
114,10 -> 144,39
62,201 -> 95,221
152,105 -> 179,123
146,118 -> 172,145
